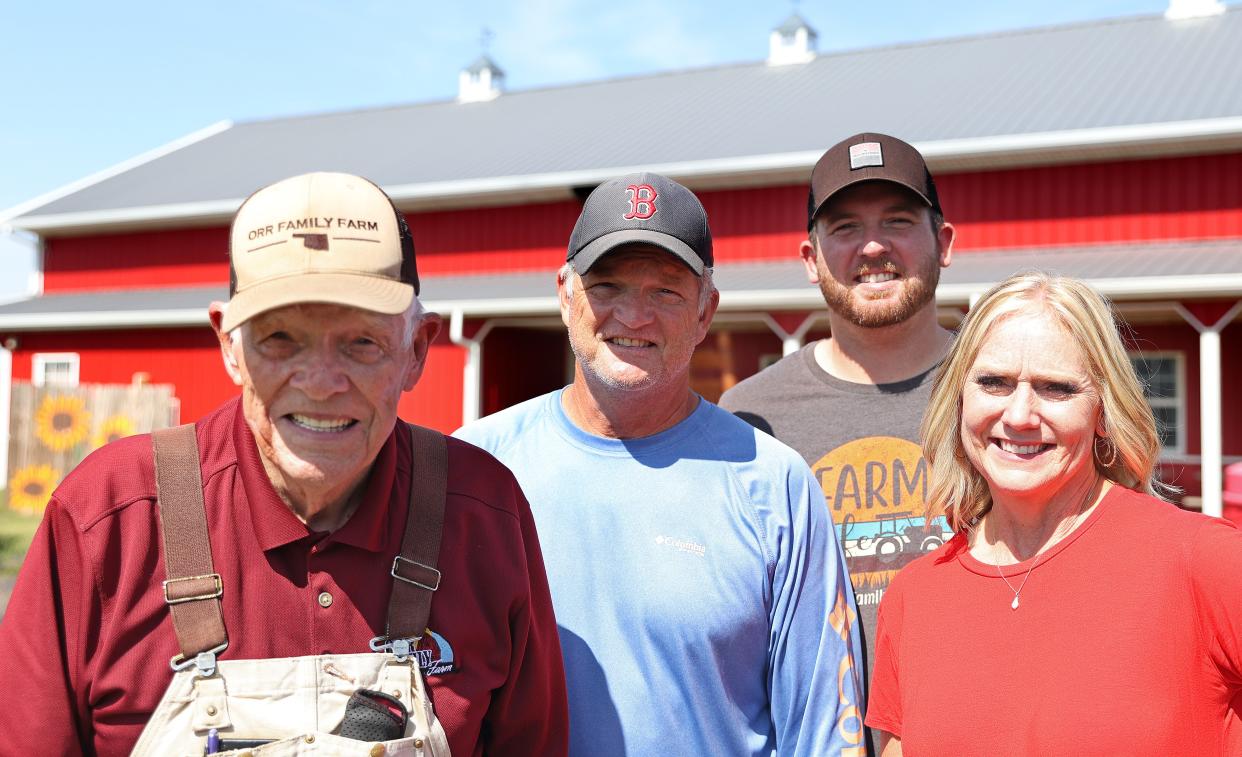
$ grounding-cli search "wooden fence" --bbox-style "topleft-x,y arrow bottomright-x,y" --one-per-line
6,382 -> 178,514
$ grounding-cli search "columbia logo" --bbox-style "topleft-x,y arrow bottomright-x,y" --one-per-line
654,534 -> 706,557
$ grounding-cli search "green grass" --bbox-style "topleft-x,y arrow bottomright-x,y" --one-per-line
0,502 -> 42,576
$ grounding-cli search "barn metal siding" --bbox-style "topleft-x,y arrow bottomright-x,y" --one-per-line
402,152 -> 1242,271
411,200 -> 582,276
702,185 -> 808,263
695,153 -> 1242,263
44,228 -> 231,293
942,152 -> 1242,250
37,153 -> 1242,292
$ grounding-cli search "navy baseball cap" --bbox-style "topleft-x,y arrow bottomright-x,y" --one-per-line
567,172 -> 713,275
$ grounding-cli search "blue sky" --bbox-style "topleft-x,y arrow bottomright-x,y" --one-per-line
0,0 -> 1183,299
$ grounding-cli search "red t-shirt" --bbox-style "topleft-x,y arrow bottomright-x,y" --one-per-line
0,398 -> 568,756
865,486 -> 1242,755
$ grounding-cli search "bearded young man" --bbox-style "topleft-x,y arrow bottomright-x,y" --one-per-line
720,133 -> 956,753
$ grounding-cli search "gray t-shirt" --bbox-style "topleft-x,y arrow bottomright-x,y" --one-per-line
719,343 -> 950,739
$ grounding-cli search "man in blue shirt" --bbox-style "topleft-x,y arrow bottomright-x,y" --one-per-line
455,172 -> 864,756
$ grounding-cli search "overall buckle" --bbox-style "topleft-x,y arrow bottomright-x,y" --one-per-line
170,641 -> 229,677
369,635 -> 422,662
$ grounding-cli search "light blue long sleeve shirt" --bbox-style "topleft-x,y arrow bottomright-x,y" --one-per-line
455,390 -> 864,756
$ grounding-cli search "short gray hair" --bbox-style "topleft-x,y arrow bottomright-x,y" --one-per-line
558,259 -> 716,315
399,296 -> 426,348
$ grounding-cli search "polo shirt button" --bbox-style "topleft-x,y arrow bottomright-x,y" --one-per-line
317,591 -> 333,608
370,744 -> 387,757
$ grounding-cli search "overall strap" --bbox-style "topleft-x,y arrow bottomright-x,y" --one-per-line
383,424 -> 448,647
152,424 -> 228,675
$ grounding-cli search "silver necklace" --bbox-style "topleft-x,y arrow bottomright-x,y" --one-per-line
990,485 -> 1098,610
995,552 -> 1046,610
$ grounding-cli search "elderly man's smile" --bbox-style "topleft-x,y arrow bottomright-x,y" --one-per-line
286,413 -> 358,433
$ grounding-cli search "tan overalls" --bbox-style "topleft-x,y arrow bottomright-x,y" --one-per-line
129,424 -> 453,757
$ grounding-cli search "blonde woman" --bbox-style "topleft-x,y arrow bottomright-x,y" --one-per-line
865,271 -> 1242,755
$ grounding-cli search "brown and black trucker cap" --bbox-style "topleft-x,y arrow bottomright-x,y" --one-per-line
807,133 -> 941,230
222,172 -> 419,332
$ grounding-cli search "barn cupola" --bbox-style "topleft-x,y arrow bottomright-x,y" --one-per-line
1165,0 -> 1225,19
458,55 -> 505,103
768,13 -> 817,66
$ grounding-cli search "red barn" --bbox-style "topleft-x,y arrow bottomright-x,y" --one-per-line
2,8 -> 1240,514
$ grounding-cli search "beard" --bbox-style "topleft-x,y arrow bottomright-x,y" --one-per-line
816,253 -> 942,329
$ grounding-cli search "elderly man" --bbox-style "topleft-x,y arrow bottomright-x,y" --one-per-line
0,172 -> 567,755
719,133 -> 956,753
456,173 -> 863,756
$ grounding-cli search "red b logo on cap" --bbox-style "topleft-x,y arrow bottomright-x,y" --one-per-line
623,184 -> 658,220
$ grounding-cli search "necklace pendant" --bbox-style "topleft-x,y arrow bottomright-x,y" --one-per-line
1011,596 -> 1020,610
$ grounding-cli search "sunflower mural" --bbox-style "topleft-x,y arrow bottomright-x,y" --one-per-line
35,395 -> 92,453
8,464 -> 60,514
93,414 -> 137,449
8,383 -> 177,514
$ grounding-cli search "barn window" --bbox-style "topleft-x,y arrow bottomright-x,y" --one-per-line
32,352 -> 80,388
1128,352 -> 1185,454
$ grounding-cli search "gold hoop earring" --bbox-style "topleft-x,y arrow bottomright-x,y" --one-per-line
1094,436 -> 1118,468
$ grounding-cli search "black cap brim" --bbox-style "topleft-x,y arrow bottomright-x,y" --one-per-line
571,229 -> 706,275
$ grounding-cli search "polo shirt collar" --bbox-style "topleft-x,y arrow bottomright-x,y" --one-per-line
232,402 -> 403,554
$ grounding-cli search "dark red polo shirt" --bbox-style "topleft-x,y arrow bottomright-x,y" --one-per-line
0,398 -> 567,756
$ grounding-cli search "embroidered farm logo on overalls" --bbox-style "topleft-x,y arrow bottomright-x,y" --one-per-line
416,629 -> 458,677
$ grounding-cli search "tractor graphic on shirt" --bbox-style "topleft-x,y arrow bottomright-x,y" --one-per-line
839,510 -> 953,573
814,435 -> 955,589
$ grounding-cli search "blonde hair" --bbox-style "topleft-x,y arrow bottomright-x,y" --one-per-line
921,271 -> 1168,532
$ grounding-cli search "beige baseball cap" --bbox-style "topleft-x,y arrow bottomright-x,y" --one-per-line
221,172 -> 419,332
